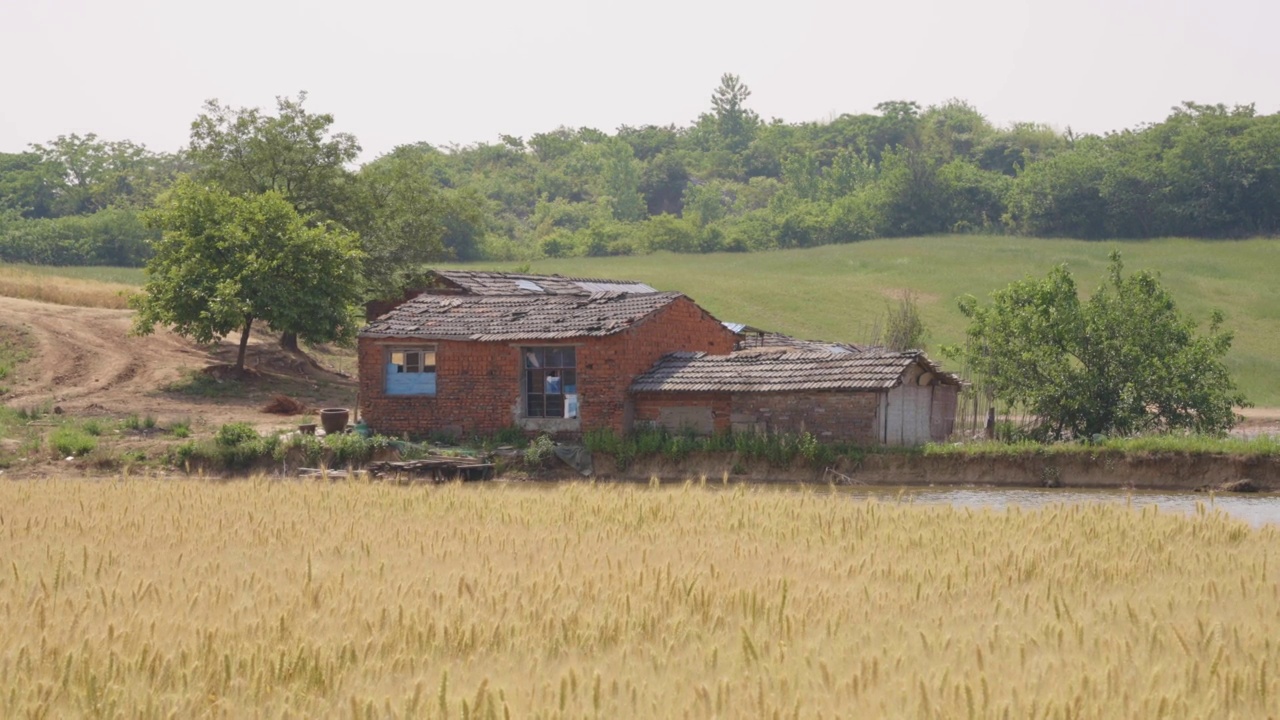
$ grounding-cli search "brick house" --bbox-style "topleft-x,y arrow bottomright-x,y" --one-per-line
357,270 -> 959,444
357,271 -> 737,438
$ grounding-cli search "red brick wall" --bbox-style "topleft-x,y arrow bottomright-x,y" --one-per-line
357,338 -> 523,438
631,390 -> 884,443
632,392 -> 733,433
357,296 -> 736,438
730,391 -> 883,443
580,297 -> 736,435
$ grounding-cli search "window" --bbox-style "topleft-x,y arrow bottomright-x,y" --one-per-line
524,347 -> 577,418
385,346 -> 437,395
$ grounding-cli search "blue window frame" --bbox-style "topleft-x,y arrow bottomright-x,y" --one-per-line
385,347 -> 437,396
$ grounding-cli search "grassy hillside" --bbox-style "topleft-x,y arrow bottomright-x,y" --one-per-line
8,236 -> 1278,405
446,236 -> 1280,406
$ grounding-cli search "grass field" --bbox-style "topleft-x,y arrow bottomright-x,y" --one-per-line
8,236 -> 1280,404
454,236 -> 1280,406
0,262 -> 146,285
3,480 -> 1278,717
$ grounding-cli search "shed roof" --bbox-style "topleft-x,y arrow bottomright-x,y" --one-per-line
432,270 -> 658,296
360,291 -> 684,341
630,349 -> 960,393
734,331 -> 866,355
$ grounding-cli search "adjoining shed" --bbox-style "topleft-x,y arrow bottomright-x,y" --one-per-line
629,349 -> 961,445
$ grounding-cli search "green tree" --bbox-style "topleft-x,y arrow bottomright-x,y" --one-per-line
30,134 -> 178,216
709,73 -> 759,153
920,99 -> 993,162
954,252 -> 1247,440
188,92 -> 360,224
188,92 -> 361,350
132,178 -> 364,372
1004,140 -> 1109,238
639,152 -> 689,215
600,139 -> 646,221
354,145 -> 487,295
0,152 -> 60,218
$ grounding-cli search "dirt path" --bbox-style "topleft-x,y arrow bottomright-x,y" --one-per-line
0,296 -> 355,429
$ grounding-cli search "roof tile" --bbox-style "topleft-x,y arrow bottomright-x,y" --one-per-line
630,349 -> 961,393
361,292 -> 683,341
433,270 -> 657,296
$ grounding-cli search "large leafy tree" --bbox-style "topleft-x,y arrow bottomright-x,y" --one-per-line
955,252 -> 1247,440
188,92 -> 360,224
27,134 -> 181,216
354,145 -> 486,293
0,152 -> 60,218
132,178 -> 364,372
187,92 -> 361,351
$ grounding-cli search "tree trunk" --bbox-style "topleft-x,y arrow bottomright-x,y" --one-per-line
236,315 -> 254,372
280,331 -> 299,352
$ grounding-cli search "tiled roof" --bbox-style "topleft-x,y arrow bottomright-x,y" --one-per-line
734,331 -> 866,355
360,291 -> 683,341
433,270 -> 657,296
630,349 -> 960,393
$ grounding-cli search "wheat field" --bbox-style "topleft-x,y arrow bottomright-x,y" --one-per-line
2,479 -> 1278,718
0,265 -> 137,309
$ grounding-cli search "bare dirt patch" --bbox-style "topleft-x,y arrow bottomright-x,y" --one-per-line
1235,406 -> 1280,438
0,295 -> 355,431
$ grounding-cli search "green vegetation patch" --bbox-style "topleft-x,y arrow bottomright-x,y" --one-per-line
170,422 -> 396,473
0,323 -> 33,393
583,428 -> 857,471
49,426 -> 97,458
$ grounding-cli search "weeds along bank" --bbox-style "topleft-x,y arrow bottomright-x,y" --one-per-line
8,410 -> 1280,490
3,480 -> 1279,717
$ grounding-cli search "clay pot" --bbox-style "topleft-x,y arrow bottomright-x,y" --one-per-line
319,408 -> 350,434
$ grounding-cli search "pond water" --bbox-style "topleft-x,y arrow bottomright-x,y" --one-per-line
830,486 -> 1280,527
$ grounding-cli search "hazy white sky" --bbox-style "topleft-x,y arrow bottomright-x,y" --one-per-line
2,0 -> 1277,160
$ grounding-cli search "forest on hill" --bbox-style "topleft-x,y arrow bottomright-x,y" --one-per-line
2,76 -> 1279,279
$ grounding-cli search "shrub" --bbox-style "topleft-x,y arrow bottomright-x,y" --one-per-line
523,434 -> 556,467
274,433 -> 324,467
168,423 -> 280,472
325,432 -> 392,467
80,419 -> 107,436
215,422 -> 259,448
51,426 -> 97,457
169,418 -> 192,438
